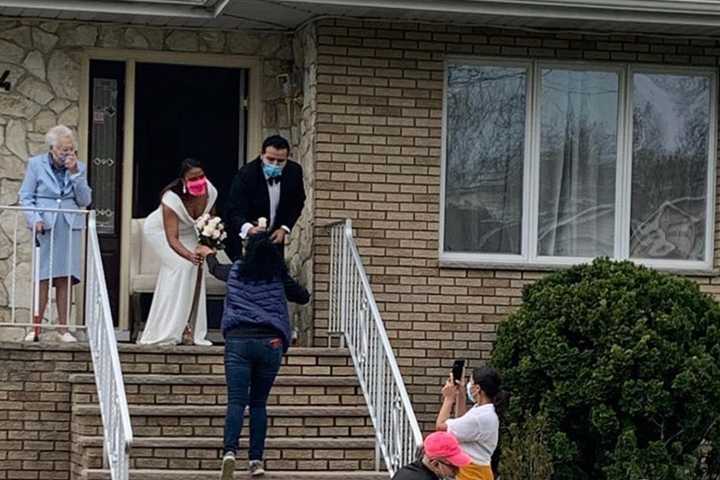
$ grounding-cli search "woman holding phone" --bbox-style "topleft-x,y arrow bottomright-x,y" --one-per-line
435,366 -> 505,480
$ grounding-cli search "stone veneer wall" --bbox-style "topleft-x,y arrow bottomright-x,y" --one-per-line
286,23 -> 318,346
0,18 -> 315,341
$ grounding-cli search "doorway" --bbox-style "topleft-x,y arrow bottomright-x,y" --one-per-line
86,57 -> 250,335
133,62 -> 246,219
132,62 -> 247,334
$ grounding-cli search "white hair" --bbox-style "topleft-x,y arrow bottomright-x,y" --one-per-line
46,125 -> 76,149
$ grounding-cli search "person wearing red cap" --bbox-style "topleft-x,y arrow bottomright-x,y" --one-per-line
392,431 -> 472,480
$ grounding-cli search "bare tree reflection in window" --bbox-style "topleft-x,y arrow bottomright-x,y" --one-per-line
631,73 -> 711,261
444,64 -> 527,254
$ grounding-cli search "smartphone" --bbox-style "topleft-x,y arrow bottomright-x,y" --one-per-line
451,359 -> 465,384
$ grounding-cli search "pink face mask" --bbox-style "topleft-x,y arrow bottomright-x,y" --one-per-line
186,177 -> 207,197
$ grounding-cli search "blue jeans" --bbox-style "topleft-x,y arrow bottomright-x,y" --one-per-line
223,336 -> 283,460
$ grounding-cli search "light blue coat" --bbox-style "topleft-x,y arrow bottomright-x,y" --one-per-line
18,153 -> 93,230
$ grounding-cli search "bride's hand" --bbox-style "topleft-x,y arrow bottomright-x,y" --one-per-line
186,251 -> 202,265
195,245 -> 215,258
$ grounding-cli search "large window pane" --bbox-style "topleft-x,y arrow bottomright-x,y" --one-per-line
538,69 -> 619,257
630,72 -> 711,261
444,64 -> 527,254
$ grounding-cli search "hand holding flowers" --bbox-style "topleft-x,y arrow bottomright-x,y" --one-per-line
194,214 -> 227,258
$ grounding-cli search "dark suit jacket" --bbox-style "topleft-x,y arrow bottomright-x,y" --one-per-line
225,157 -> 305,259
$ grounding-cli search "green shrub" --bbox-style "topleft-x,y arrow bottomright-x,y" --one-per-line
490,258 -> 720,480
499,414 -> 554,480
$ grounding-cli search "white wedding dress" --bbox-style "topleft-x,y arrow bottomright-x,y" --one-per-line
137,183 -> 217,345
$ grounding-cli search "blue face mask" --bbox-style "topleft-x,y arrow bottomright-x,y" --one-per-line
262,162 -> 283,178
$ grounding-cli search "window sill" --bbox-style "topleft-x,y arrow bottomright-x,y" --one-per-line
438,257 -> 720,277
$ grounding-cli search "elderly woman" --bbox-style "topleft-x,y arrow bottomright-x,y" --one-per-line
18,125 -> 92,342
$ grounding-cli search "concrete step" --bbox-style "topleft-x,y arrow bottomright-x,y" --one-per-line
117,346 -> 352,357
70,374 -> 364,407
117,347 -> 355,377
82,470 -> 389,480
70,374 -> 360,386
77,436 -> 378,470
72,404 -> 374,438
73,404 -> 369,417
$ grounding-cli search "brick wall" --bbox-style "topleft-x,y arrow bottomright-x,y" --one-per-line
0,342 -> 91,480
309,18 -> 720,430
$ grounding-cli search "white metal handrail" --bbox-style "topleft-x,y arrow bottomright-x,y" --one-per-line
85,211 -> 133,479
328,219 -> 423,476
0,205 -> 91,332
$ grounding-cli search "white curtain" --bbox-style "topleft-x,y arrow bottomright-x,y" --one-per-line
538,69 -> 619,258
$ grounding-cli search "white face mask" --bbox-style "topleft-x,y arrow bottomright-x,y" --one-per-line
466,382 -> 475,403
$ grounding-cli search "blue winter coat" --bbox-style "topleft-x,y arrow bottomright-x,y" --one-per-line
206,256 -> 310,352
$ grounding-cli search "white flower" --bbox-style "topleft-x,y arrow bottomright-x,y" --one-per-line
202,226 -> 214,237
258,217 -> 267,228
211,230 -> 221,239
220,232 -> 227,240
209,216 -> 221,226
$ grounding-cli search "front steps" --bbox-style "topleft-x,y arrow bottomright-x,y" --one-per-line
69,345 -> 389,479
82,470 -> 388,479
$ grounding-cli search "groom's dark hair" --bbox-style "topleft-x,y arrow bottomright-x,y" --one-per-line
262,135 -> 290,153
238,232 -> 285,282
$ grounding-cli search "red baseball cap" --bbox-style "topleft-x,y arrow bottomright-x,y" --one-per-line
424,431 -> 472,468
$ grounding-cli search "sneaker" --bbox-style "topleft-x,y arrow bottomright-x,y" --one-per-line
56,331 -> 77,343
249,460 -> 265,477
220,452 -> 235,480
23,330 -> 37,342
194,338 -> 212,346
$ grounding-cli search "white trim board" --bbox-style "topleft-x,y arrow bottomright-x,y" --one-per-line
0,0 -> 230,18
279,0 -> 720,27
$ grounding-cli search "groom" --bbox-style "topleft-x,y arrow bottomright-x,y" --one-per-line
225,135 -> 306,260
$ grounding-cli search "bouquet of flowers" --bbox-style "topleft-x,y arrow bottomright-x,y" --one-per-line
194,213 -> 227,250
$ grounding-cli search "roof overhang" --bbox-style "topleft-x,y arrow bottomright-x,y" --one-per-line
4,0 -> 720,33
0,0 -> 230,18
280,0 -> 720,28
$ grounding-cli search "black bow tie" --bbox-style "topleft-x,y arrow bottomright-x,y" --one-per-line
267,176 -> 281,186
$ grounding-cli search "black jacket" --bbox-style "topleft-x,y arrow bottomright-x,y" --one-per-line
225,157 -> 305,258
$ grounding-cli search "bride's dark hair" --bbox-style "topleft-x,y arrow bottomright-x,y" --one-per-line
238,232 -> 284,282
160,158 -> 204,200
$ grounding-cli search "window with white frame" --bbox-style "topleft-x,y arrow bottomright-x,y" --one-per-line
441,60 -> 716,270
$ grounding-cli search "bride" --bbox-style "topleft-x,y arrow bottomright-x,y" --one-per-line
138,158 -> 215,346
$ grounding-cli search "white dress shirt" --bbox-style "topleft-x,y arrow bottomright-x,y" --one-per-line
240,176 -> 288,239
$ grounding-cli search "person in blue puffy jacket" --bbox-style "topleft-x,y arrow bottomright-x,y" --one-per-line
198,232 -> 309,479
